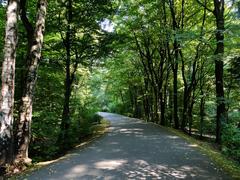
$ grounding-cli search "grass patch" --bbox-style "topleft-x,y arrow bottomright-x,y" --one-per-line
90,118 -> 111,134
165,127 -> 240,179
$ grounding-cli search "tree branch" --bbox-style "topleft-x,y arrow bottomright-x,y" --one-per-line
196,0 -> 214,13
20,0 -> 34,35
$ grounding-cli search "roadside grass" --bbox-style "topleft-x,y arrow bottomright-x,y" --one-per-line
90,118 -> 111,135
164,127 -> 240,179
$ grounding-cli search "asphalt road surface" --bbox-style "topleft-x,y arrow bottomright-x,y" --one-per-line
20,112 -> 230,179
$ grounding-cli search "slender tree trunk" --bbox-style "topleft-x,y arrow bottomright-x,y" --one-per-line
188,94 -> 194,135
15,0 -> 34,112
173,65 -> 179,129
15,0 -> 47,163
153,88 -> 159,123
57,0 -> 73,150
143,80 -> 150,121
213,0 -> 227,144
119,91 -> 125,104
181,87 -> 188,130
0,0 -> 19,166
161,66 -> 170,126
129,86 -> 134,113
168,86 -> 173,126
169,0 -> 180,129
199,87 -> 205,139
58,74 -> 71,147
134,88 -> 142,118
159,91 -> 164,125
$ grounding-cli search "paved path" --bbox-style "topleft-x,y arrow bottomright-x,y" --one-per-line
21,112 -> 230,179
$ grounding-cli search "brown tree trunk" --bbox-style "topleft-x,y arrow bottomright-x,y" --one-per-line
57,0 -> 73,150
213,0 -> 227,144
173,65 -> 179,129
199,87 -> 205,139
181,87 -> 189,130
159,91 -> 165,125
160,69 -> 169,126
188,93 -> 195,135
0,0 -> 19,166
169,0 -> 180,129
143,79 -> 150,121
15,0 -> 47,163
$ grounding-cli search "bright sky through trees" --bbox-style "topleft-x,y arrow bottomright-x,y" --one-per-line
100,19 -> 114,32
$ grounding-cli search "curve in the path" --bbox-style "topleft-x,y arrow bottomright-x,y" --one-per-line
20,112 -> 230,180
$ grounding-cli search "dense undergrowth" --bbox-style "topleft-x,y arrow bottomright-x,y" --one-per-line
30,113 -> 107,163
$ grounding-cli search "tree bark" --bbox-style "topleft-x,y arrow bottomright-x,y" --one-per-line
57,0 -> 73,150
143,79 -> 150,121
213,0 -> 227,144
0,0 -> 19,166
15,0 -> 47,163
199,87 -> 205,139
169,0 -> 179,129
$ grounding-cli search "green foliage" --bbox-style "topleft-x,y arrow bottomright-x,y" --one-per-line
222,124 -> 240,162
105,0 -> 240,165
29,65 -> 64,162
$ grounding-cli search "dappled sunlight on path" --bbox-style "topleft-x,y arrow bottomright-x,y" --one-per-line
21,113 -> 229,180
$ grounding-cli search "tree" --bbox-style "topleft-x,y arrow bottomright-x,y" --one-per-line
168,0 -> 180,129
213,0 -> 227,144
56,0 -> 114,149
15,0 -> 47,164
0,0 -> 19,166
57,0 -> 73,149
196,0 -> 227,146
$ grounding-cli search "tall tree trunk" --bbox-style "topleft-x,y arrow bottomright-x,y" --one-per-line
169,0 -> 179,129
153,87 -> 159,123
160,68 -> 169,126
57,0 -> 73,150
58,73 -> 71,148
168,86 -> 173,126
159,91 -> 165,125
15,0 -> 47,163
173,65 -> 179,129
15,0 -> 34,112
188,93 -> 195,135
181,87 -> 188,130
143,79 -> 150,121
213,0 -> 227,144
0,0 -> 19,166
128,86 -> 135,113
199,87 -> 205,139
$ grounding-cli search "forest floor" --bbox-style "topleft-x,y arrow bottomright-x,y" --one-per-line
17,112 -> 230,179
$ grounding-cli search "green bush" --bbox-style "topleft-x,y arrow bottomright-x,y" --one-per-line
222,124 -> 240,162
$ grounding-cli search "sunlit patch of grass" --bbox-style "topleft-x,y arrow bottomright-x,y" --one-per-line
90,118 -> 110,134
165,127 -> 240,179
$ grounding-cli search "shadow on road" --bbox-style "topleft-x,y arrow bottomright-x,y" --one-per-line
22,112 -> 229,180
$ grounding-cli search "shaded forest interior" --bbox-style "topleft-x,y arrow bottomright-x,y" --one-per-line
0,0 -> 240,176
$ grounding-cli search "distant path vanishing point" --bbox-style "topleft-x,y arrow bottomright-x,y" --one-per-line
21,112 -> 230,179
